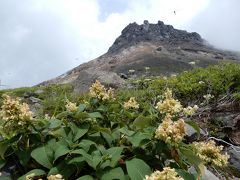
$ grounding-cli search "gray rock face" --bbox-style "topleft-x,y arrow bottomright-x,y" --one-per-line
185,123 -> 206,142
202,167 -> 220,180
227,146 -> 240,176
108,20 -> 203,53
72,69 -> 125,93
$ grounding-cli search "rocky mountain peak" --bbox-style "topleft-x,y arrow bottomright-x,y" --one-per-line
108,20 -> 203,53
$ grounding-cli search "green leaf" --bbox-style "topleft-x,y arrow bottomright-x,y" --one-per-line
179,144 -> 203,174
0,159 -> 6,169
48,119 -> 62,129
106,147 -> 123,167
118,127 -> 135,136
133,115 -> 152,129
18,169 -> 45,180
50,127 -> 67,138
70,123 -> 89,142
16,149 -> 31,166
92,153 -> 102,169
127,132 -> 152,147
77,175 -> 94,180
54,141 -> 70,162
68,156 -> 85,166
48,161 -> 75,179
71,149 -> 93,168
78,139 -> 97,152
0,142 -> 8,159
31,140 -> 56,169
175,169 -> 196,180
88,112 -> 103,119
78,104 -> 87,112
101,132 -> 113,146
126,158 -> 151,180
101,167 -> 125,180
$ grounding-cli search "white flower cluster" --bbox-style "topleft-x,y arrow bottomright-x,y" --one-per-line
193,140 -> 229,167
183,105 -> 199,116
0,94 -> 33,136
144,167 -> 183,180
65,99 -> 78,112
156,88 -> 182,115
47,174 -> 64,180
155,115 -> 186,146
26,173 -> 64,180
203,94 -> 214,101
124,97 -> 139,110
0,94 -> 33,122
89,80 -> 114,101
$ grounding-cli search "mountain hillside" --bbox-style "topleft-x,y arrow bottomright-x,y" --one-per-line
39,20 -> 240,92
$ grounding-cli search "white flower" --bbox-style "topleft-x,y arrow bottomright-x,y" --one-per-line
183,105 -> 199,116
65,99 -> 77,112
156,89 -> 182,114
124,97 -> 139,109
144,167 -> 184,180
189,61 -> 196,65
193,140 -> 229,167
203,94 -> 214,101
155,114 -> 186,146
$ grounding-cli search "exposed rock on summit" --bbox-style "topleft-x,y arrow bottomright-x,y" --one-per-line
108,20 -> 203,53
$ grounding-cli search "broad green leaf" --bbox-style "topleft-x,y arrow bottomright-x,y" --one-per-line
127,132 -> 152,147
16,149 -> 31,166
101,167 -> 125,180
77,175 -> 94,180
70,123 -> 89,142
133,115 -> 152,129
78,104 -> 87,112
68,156 -> 85,166
54,141 -> 70,162
50,127 -> 67,138
48,161 -> 75,179
31,140 -> 56,169
107,147 -> 123,167
118,127 -> 135,136
92,154 -> 102,169
126,158 -> 151,180
88,112 -> 103,119
75,111 -> 89,119
101,132 -> 113,146
0,159 -> 5,169
18,169 -> 45,180
71,149 -> 93,168
48,119 -> 62,129
0,142 -> 8,159
175,169 -> 196,180
78,139 -> 97,152
179,144 -> 203,175
97,105 -> 107,112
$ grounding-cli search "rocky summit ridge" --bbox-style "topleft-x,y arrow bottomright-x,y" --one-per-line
39,20 -> 240,92
108,20 -> 203,53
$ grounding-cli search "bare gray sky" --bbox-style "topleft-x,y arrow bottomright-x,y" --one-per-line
187,0 -> 240,51
0,0 -> 239,88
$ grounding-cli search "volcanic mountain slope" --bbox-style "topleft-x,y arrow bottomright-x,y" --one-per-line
40,20 -> 240,92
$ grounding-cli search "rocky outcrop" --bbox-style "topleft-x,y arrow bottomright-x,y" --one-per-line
72,69 -> 125,93
108,20 -> 203,53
